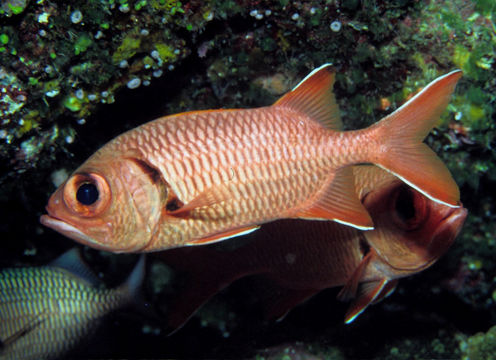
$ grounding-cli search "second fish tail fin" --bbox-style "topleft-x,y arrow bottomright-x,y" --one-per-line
370,70 -> 462,208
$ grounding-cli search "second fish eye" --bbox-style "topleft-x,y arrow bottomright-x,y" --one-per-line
76,183 -> 99,205
395,186 -> 416,222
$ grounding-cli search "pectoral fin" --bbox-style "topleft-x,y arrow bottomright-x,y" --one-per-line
168,185 -> 230,216
1,313 -> 48,348
296,167 -> 374,230
186,225 -> 260,245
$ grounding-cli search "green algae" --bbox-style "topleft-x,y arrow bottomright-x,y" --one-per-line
112,34 -> 142,64
460,325 -> 496,360
73,34 -> 93,55
0,33 -> 9,44
154,43 -> 176,62
62,95 -> 82,112
150,0 -> 184,13
0,0 -> 29,17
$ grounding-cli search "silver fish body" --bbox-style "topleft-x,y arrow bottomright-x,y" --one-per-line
0,250 -> 144,360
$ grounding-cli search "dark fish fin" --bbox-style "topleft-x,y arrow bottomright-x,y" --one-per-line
115,255 -> 156,322
337,252 -> 373,302
274,64 -> 343,130
119,255 -> 146,300
343,278 -> 389,324
50,248 -> 101,286
186,225 -> 260,245
370,70 -> 462,207
297,167 -> 374,230
254,277 -> 319,322
153,245 -> 253,334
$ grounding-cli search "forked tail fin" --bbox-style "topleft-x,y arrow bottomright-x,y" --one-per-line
369,70 -> 462,207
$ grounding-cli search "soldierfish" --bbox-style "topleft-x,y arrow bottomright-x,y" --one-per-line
40,66 -> 462,252
0,249 -> 144,360
153,166 -> 467,333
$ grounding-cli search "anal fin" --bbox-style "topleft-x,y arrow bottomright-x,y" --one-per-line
337,252 -> 373,302
371,279 -> 398,305
186,225 -> 260,245
296,167 -> 374,230
255,277 -> 320,322
344,279 -> 389,324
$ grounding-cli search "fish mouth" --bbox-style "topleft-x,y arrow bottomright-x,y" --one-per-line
427,206 -> 468,259
40,214 -> 115,252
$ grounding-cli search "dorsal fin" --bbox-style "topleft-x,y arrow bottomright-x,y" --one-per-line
50,248 -> 101,286
274,64 -> 342,130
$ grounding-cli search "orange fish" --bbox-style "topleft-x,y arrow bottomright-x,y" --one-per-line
153,166 -> 467,332
40,66 -> 462,252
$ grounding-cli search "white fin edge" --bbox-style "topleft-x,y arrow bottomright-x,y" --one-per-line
297,217 -> 374,231
186,226 -> 260,246
333,218 -> 374,231
291,63 -> 334,91
384,70 -> 462,120
377,165 -> 460,208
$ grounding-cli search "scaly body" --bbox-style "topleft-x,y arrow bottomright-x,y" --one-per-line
107,107 -> 371,248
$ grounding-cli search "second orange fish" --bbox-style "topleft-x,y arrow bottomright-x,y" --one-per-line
41,65 -> 462,252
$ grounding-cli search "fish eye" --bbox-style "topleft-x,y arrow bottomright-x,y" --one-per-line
63,173 -> 111,217
392,185 -> 428,231
76,183 -> 99,205
395,186 -> 416,222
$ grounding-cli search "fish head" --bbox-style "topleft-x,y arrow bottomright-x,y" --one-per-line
362,180 -> 467,275
40,151 -> 165,252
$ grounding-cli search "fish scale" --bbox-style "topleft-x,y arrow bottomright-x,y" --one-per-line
137,109 -> 330,213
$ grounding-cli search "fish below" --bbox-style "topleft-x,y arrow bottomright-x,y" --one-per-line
0,249 -> 144,360
153,166 -> 467,333
41,65 -> 462,252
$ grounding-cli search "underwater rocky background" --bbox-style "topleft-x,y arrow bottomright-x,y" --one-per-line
0,0 -> 495,359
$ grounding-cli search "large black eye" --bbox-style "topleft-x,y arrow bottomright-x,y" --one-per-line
395,186 -> 415,222
76,183 -> 99,205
